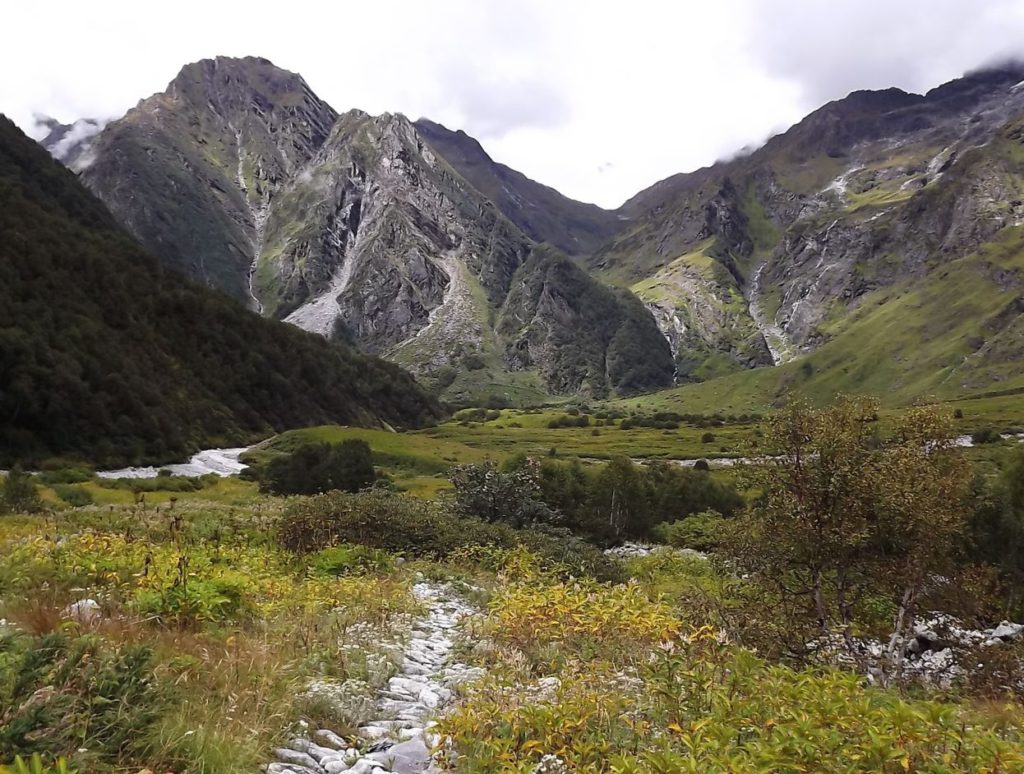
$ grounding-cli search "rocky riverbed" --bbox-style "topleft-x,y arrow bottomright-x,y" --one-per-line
267,581 -> 483,774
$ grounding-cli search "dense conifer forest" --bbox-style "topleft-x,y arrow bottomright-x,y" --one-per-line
0,117 -> 439,466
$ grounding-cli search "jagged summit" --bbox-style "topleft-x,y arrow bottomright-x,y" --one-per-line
38,58 -> 674,402
37,58 -> 1024,404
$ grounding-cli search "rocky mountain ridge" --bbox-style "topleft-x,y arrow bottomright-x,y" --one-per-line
590,64 -> 1024,394
40,56 -> 675,402
0,114 -> 439,466
38,58 -> 1024,404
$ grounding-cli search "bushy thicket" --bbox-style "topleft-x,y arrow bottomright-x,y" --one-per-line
0,117 -> 439,467
0,466 -> 41,515
506,456 -> 742,544
0,632 -> 165,766
653,510 -> 727,551
278,489 -> 623,582
967,446 -> 1024,615
258,440 -> 375,496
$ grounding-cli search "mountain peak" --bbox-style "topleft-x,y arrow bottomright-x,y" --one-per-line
164,55 -> 324,118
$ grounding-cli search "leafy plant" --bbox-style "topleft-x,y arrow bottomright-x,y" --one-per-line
259,440 -> 375,496
0,466 -> 41,515
652,510 -> 725,551
0,754 -> 76,774
310,544 -> 393,576
0,632 -> 165,765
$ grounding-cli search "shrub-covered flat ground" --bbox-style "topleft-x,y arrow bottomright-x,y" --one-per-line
6,398 -> 1024,772
4,491 -> 1024,772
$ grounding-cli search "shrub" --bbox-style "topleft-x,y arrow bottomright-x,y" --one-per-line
134,575 -> 253,625
701,432 -> 716,443
652,510 -> 725,551
971,427 -> 1001,445
450,460 -> 558,528
462,353 -> 486,371
309,544 -> 392,576
51,485 -> 93,508
547,414 -> 590,429
453,408 -> 501,423
278,490 -> 622,582
0,632 -> 165,765
35,468 -> 93,485
437,629 -> 1024,772
97,474 -> 213,493
259,440 -> 374,496
486,579 -> 681,662
0,466 -> 41,515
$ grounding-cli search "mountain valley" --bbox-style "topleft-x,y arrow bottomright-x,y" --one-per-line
36,57 -> 1024,411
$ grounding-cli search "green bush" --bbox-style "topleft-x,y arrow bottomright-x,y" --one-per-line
0,466 -> 41,514
453,408 -> 501,423
0,632 -> 165,765
450,460 -> 558,528
701,432 -> 716,443
278,490 -> 622,582
547,414 -> 590,429
134,575 -> 253,625
0,754 -> 76,774
36,468 -> 93,485
51,485 -> 93,508
532,457 -> 743,544
97,474 -> 214,493
652,510 -> 726,551
259,440 -> 375,496
310,544 -> 393,576
971,427 -> 1001,445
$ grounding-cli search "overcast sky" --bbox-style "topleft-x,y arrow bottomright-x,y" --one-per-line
5,0 -> 1024,208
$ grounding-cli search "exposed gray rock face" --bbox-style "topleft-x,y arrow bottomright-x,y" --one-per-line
40,57 -> 677,400
52,56 -> 338,301
414,118 -> 622,255
591,64 -> 1024,382
268,110 -> 531,357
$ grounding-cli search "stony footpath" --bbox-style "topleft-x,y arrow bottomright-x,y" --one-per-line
267,581 -> 483,774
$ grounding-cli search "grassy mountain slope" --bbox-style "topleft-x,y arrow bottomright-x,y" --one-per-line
590,65 -> 1024,392
0,116 -> 439,466
622,220 -> 1024,415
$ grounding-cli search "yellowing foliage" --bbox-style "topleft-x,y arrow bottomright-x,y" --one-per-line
487,579 -> 681,661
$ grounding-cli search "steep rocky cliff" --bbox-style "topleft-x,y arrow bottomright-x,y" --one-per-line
0,115 -> 440,466
43,57 -> 673,403
42,57 -> 1024,404
592,64 -> 1024,392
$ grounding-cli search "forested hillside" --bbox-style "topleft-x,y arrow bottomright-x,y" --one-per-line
0,116 -> 440,466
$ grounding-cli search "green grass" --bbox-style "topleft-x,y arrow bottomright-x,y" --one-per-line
421,409 -> 762,462
621,225 -> 1024,419
245,425 -> 505,495
845,186 -> 915,211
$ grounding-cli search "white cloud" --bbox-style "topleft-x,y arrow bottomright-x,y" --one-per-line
2,0 -> 1022,208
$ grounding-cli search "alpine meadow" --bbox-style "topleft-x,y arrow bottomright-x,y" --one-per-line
7,3 -> 1024,772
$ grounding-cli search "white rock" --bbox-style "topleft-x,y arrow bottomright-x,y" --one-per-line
990,621 -> 1024,641
63,598 -> 101,623
274,748 -> 321,770
314,729 -> 349,750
